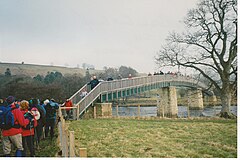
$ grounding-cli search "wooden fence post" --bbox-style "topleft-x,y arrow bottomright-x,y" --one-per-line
79,148 -> 87,157
57,120 -> 62,150
61,118 -> 67,157
77,105 -> 80,120
59,107 -> 62,117
162,99 -> 165,118
69,131 -> 75,157
138,104 -> 140,119
116,104 -> 119,117
64,124 -> 69,157
187,96 -> 190,118
94,106 -> 97,119
73,108 -> 76,120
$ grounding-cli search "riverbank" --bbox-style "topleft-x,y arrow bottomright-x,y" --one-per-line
69,118 -> 237,158
116,98 -> 237,108
116,92 -> 237,107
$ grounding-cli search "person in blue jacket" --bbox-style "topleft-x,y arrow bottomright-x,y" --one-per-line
44,98 -> 59,140
88,75 -> 99,90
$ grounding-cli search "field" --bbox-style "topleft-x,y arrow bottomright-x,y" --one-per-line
69,118 -> 237,158
0,62 -> 101,77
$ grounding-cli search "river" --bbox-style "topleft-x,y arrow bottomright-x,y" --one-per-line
112,106 -> 237,117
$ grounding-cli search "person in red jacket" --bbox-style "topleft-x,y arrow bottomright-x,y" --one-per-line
62,98 -> 73,120
20,100 -> 37,157
1,96 -> 30,157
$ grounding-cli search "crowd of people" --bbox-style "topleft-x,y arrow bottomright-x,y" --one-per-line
148,71 -> 186,77
0,96 -> 59,157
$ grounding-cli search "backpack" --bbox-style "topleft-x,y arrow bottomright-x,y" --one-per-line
45,103 -> 56,118
36,105 -> 46,125
0,105 -> 18,130
23,112 -> 34,130
31,107 -> 40,120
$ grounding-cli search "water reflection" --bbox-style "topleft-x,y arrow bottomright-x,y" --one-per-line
112,106 -> 237,117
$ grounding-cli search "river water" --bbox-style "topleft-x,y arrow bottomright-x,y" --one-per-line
112,106 -> 237,118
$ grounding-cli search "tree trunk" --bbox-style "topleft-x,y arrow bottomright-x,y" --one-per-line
219,90 -> 235,119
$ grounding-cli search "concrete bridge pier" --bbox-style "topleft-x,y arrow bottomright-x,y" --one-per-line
94,103 -> 112,118
187,88 -> 204,109
204,92 -> 217,106
157,86 -> 178,118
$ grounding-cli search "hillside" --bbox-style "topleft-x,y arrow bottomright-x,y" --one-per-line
0,62 -> 102,77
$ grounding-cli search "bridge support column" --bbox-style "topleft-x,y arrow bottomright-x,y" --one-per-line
157,87 -> 178,118
204,93 -> 217,106
94,103 -> 112,118
187,88 -> 204,109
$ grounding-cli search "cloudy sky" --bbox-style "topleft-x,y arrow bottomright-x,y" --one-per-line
0,0 -> 198,73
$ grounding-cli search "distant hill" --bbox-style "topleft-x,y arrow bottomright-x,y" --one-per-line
0,62 -> 102,77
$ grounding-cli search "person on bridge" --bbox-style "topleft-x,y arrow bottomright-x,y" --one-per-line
88,75 -> 99,90
80,89 -> 88,99
107,77 -> 113,81
117,74 -> 122,80
128,74 -> 132,79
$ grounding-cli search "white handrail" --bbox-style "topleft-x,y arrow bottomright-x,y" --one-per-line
69,84 -> 88,104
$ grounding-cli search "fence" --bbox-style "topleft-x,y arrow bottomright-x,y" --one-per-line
57,107 -> 87,157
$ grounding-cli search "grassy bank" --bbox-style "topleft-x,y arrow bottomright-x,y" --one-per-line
69,118 -> 237,158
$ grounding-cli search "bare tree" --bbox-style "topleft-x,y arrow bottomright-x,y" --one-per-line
155,0 -> 237,118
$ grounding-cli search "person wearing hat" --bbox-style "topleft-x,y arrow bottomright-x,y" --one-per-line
20,100 -> 37,157
1,96 -> 30,157
44,98 -> 59,140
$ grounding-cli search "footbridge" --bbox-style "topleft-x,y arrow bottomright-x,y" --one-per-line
68,75 -> 208,119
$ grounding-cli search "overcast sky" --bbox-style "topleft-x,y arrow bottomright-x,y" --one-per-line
0,0 -> 198,73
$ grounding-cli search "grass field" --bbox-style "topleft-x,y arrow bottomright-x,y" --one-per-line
69,118 -> 237,158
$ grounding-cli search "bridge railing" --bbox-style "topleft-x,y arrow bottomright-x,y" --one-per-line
69,84 -> 88,105
70,75 -> 207,119
76,83 -> 102,116
97,75 -> 206,92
